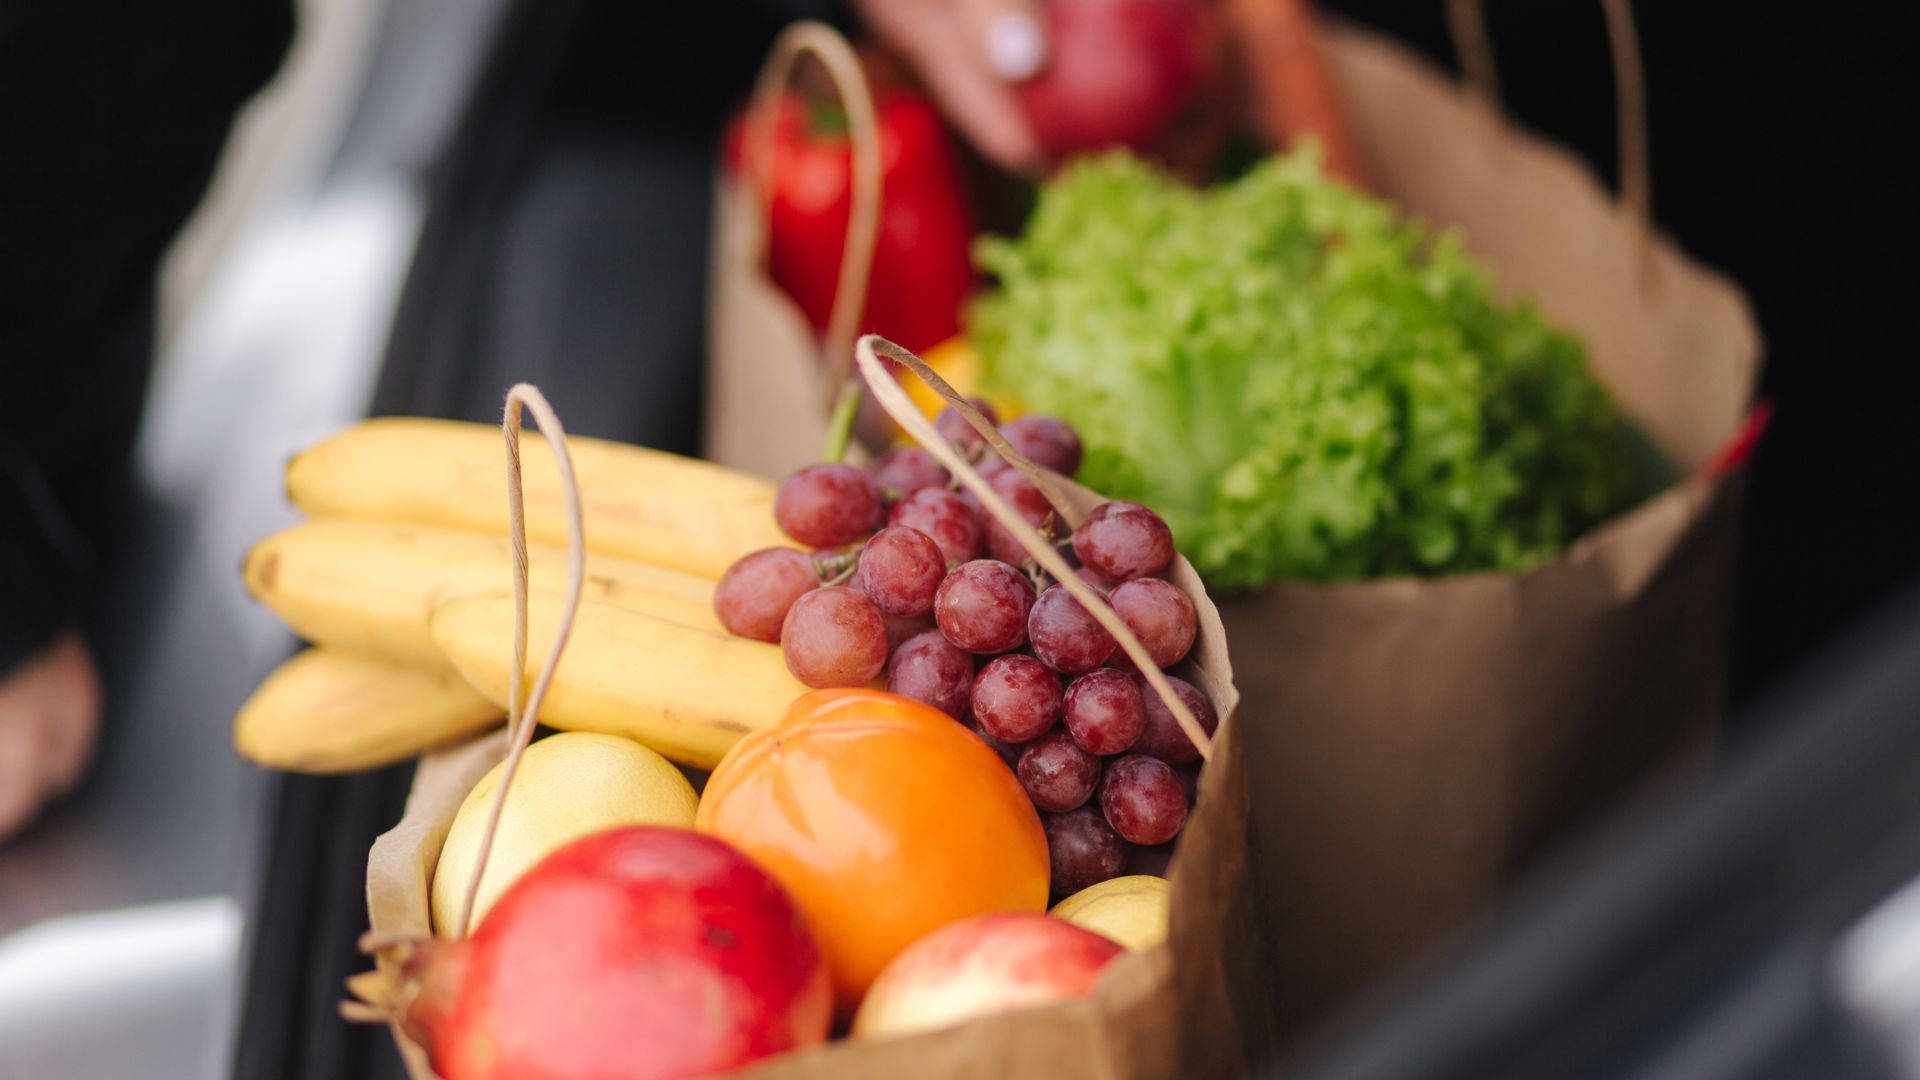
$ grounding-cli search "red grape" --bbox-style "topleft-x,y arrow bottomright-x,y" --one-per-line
983,466 -> 1057,565
1109,577 -> 1197,668
889,487 -> 983,567
934,560 -> 1035,654
1072,500 -> 1173,581
1132,674 -> 1217,765
775,463 -> 884,548
870,446 -> 948,497
713,547 -> 819,642
886,629 -> 974,718
1044,806 -> 1127,897
1017,731 -> 1101,812
963,713 -> 1023,766
882,611 -> 936,652
999,415 -> 1083,476
1074,564 -> 1119,597
779,585 -> 888,688
1061,668 -> 1146,755
970,654 -> 1062,743
934,397 -> 1001,456
1028,584 -> 1116,673
857,526 -> 945,617
1098,753 -> 1187,845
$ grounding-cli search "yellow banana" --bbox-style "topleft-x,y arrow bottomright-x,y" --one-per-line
284,417 -> 788,579
242,519 -> 721,670
429,592 -> 805,769
234,648 -> 502,773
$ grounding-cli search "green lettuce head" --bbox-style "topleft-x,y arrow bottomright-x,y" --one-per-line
970,150 -> 1651,590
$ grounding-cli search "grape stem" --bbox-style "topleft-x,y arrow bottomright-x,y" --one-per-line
813,549 -> 860,581
822,379 -> 863,464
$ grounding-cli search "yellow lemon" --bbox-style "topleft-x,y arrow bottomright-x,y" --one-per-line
430,731 -> 699,935
1049,875 -> 1171,951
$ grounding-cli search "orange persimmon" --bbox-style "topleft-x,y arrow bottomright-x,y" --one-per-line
695,689 -> 1049,1010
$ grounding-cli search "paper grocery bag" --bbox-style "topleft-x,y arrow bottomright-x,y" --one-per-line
704,178 -> 837,480
704,23 -> 882,480
1217,14 -> 1762,1024
361,347 -> 1268,1080
366,577 -> 1259,1080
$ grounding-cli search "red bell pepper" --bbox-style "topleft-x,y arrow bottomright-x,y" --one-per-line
726,88 -> 976,354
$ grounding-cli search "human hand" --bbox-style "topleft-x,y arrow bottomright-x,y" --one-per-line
0,630 -> 101,842
848,0 -> 1048,170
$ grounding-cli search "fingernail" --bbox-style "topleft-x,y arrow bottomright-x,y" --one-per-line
985,10 -> 1046,81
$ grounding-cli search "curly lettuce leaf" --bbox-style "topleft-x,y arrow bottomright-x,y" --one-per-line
970,151 -> 1652,589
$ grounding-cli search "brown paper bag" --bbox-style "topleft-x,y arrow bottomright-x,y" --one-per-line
360,347 -> 1268,1079
705,3 -> 1764,1031
1214,5 -> 1763,1021
704,23 -> 881,479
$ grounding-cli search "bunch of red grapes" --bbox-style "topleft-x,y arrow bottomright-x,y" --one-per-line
713,403 -> 1219,899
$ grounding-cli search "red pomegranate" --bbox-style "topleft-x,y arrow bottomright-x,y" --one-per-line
391,826 -> 831,1080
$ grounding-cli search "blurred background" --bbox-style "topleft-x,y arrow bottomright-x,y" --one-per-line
1,1 -> 1914,1076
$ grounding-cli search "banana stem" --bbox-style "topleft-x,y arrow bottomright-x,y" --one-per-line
822,380 -> 863,463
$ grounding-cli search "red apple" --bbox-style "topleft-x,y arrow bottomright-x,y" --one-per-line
396,826 -> 831,1080
851,911 -> 1124,1039
1016,0 -> 1215,162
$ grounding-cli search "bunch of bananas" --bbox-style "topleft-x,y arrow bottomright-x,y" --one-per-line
234,418 -> 808,773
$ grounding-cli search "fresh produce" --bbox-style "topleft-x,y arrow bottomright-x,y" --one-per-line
242,519 -> 721,669
696,689 -> 1050,1008
1045,805 -> 1128,897
429,593 -> 804,769
232,649 -> 500,773
1135,674 -> 1216,766
726,88 -> 974,353
935,397 -> 1001,456
1072,500 -> 1174,582
856,526 -> 944,617
850,911 -> 1124,1039
1050,875 -> 1171,951
430,732 -> 699,934
934,559 -> 1035,655
392,827 -> 831,1080
773,462 -> 884,548
1016,730 -> 1101,813
982,465 -> 1057,564
270,363 -> 1228,1065
972,151 -> 1648,588
285,418 -> 787,579
973,654 -> 1063,744
1015,0 -> 1215,163
713,547 -> 822,642
1061,668 -> 1147,756
999,415 -> 1083,476
884,629 -> 972,718
890,486 -> 983,566
1028,584 -> 1117,673
708,400 -> 1219,899
870,445 -> 950,497
779,585 -> 889,687
1107,578 -> 1195,668
1098,754 -> 1188,846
